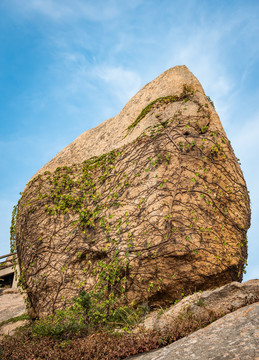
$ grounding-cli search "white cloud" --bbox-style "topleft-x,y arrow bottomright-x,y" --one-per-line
26,0 -> 72,20
4,0 -> 134,22
243,261 -> 259,281
51,52 -> 94,96
7,0 -> 73,20
44,50 -> 142,108
159,23 -> 234,127
230,113 -> 259,282
95,66 -> 142,104
231,112 -> 259,164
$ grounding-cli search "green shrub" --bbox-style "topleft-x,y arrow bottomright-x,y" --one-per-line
30,290 -> 147,339
31,302 -> 87,339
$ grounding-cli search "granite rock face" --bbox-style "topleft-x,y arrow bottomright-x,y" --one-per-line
128,302 -> 259,360
0,290 -> 26,323
15,66 -> 250,317
0,320 -> 30,341
137,279 -> 259,333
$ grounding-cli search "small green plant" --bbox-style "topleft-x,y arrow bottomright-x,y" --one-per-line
195,298 -> 205,307
31,301 -> 88,339
10,204 -> 18,252
30,289 -> 148,340
206,96 -> 215,109
126,96 -> 177,133
0,313 -> 30,328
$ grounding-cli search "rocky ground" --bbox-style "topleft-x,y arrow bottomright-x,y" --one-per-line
0,281 -> 258,358
0,289 -> 26,323
137,280 -> 259,333
0,288 -> 27,338
128,302 -> 259,360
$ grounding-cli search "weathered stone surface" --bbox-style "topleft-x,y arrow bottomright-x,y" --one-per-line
0,292 -> 26,323
137,279 -> 259,332
0,320 -> 29,341
127,302 -> 259,360
16,66 -> 250,317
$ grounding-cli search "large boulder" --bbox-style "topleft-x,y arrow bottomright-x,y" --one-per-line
15,66 -> 250,317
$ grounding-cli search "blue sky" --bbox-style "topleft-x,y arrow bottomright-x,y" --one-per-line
0,0 -> 258,281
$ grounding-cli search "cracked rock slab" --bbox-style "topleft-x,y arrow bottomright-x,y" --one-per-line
0,320 -> 30,341
128,302 -> 259,360
0,292 -> 26,323
139,279 -> 259,333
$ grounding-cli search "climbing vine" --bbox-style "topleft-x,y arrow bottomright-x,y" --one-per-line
10,204 -> 18,253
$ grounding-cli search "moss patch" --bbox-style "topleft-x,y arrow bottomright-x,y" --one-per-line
127,95 -> 177,133
0,314 -> 30,329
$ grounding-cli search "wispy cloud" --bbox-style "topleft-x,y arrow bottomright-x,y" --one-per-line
95,65 -> 142,105
244,265 -> 259,281
3,0 -> 73,21
232,113 -> 259,162
3,0 -> 142,22
21,0 -> 73,20
38,50 -> 142,116
231,111 -> 259,197
164,27 -> 233,120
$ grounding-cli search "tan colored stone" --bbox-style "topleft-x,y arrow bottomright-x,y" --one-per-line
0,320 -> 29,340
16,66 -> 250,317
0,292 -> 26,322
